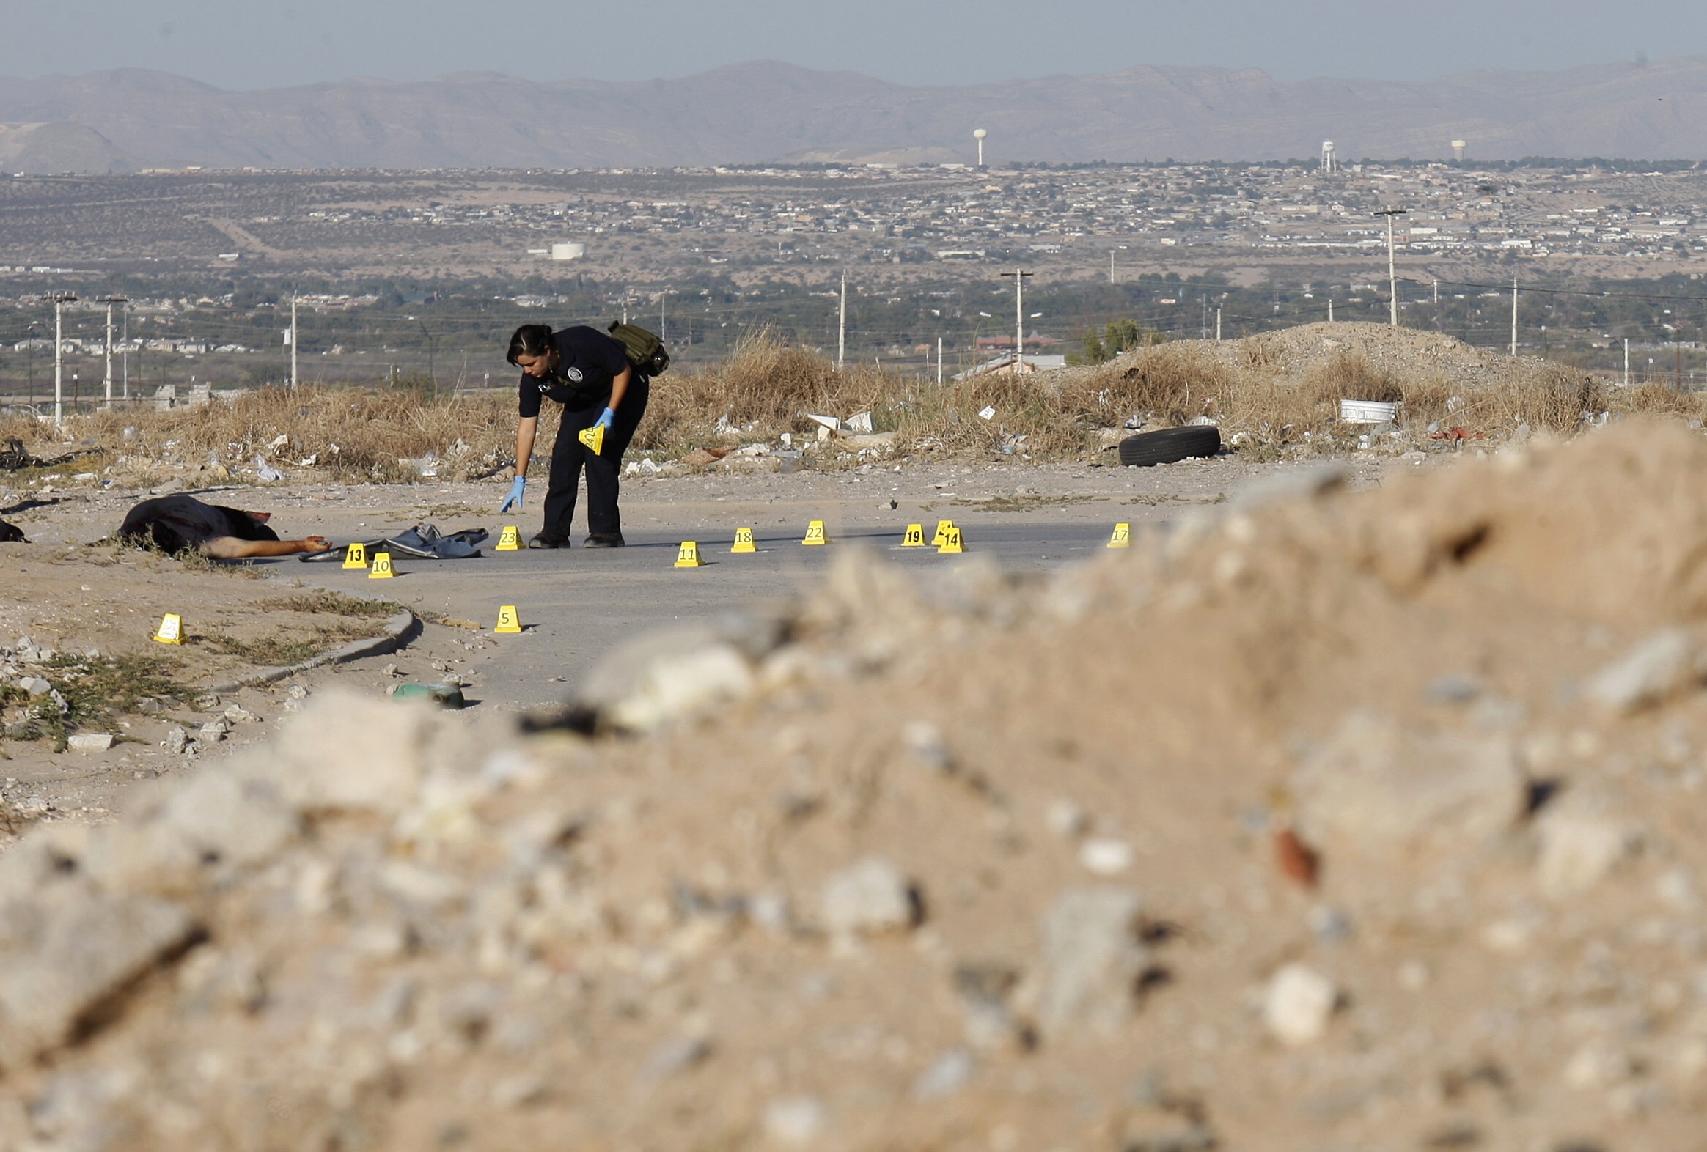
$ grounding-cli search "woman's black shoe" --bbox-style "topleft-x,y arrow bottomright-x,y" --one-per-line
528,534 -> 567,549
583,533 -> 625,548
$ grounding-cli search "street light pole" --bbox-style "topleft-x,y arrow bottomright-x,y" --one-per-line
1000,269 -> 1033,375
290,294 -> 299,389
99,295 -> 127,407
48,291 -> 78,428
1374,208 -> 1406,328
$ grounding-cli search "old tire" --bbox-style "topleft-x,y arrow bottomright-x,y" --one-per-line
1117,425 -> 1221,467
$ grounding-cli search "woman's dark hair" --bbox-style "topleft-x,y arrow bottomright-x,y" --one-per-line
506,324 -> 555,365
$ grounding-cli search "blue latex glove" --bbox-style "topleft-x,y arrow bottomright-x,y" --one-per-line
498,475 -> 526,513
594,407 -> 615,430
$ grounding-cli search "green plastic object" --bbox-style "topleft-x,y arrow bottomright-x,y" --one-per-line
392,681 -> 465,709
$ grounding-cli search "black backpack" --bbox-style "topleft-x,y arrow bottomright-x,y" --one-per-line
607,321 -> 671,377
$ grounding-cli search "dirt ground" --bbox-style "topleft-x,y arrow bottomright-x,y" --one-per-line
22,427 -> 1703,1150
1,451 -> 1397,831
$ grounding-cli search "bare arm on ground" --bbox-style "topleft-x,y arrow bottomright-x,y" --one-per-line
203,536 -> 332,559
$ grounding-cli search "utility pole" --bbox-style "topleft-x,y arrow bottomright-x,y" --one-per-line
1624,338 -> 1631,386
1215,306 -> 1222,342
1510,276 -> 1518,357
1328,298 -> 1334,323
1000,269 -> 1032,375
1375,207 -> 1406,327
120,302 -> 129,400
290,294 -> 299,388
937,336 -> 943,386
48,291 -> 77,429
837,271 -> 847,369
660,292 -> 667,344
99,295 -> 124,406
1109,250 -> 1115,284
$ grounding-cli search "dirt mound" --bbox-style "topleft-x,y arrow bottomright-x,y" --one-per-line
1140,321 -> 1572,396
1231,321 -> 1532,389
7,422 -> 1707,1150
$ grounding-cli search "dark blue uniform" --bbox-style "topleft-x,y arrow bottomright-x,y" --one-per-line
519,326 -> 650,543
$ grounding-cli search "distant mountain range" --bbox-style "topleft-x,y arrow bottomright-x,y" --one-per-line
2,58 -> 1706,173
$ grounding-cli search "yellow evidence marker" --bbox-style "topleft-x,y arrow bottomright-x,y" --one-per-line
494,604 -> 523,634
731,527 -> 757,554
938,525 -> 966,554
802,519 -> 828,546
901,523 -> 926,548
495,524 -> 522,552
675,541 -> 703,568
577,425 -> 606,455
153,612 -> 184,645
1108,522 -> 1132,549
369,551 -> 395,579
931,519 -> 955,547
342,541 -> 368,569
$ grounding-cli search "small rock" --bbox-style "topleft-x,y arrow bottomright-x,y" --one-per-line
0,893 -> 202,1067
18,677 -> 50,697
163,726 -> 190,755
12,795 -> 51,818
820,857 -> 919,936
198,721 -> 228,744
65,733 -> 114,753
1292,713 -> 1527,863
193,694 -> 221,711
1536,791 -> 1637,898
1584,629 -> 1700,714
222,705 -> 260,724
913,1048 -> 974,1099
763,1096 -> 825,1146
1263,963 -> 1338,1046
638,1035 -> 713,1084
952,962 -> 1022,1050
1046,799 -> 1090,840
902,721 -> 953,772
1079,838 -> 1135,876
1035,887 -> 1146,1035
1426,674 -> 1483,704
286,684 -> 310,701
603,642 -> 756,734
1308,905 -> 1354,944
490,1073 -> 550,1109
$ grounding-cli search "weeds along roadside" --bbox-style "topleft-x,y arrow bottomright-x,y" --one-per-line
0,328 -> 1693,478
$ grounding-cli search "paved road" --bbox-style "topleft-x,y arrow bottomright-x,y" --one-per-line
278,517 -> 1148,711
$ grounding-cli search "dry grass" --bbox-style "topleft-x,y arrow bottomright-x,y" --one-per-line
1,652 -> 183,750
4,327 -> 1705,475
638,330 -> 896,456
1305,353 -> 1406,405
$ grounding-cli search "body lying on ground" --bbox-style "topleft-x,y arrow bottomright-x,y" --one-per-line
0,518 -> 23,543
117,494 -> 331,559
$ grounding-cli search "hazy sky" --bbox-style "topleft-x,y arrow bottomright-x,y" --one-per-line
2,0 -> 1695,89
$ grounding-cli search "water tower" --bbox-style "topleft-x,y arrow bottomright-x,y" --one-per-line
1321,140 -> 1336,174
1451,139 -> 1467,162
973,128 -> 988,167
